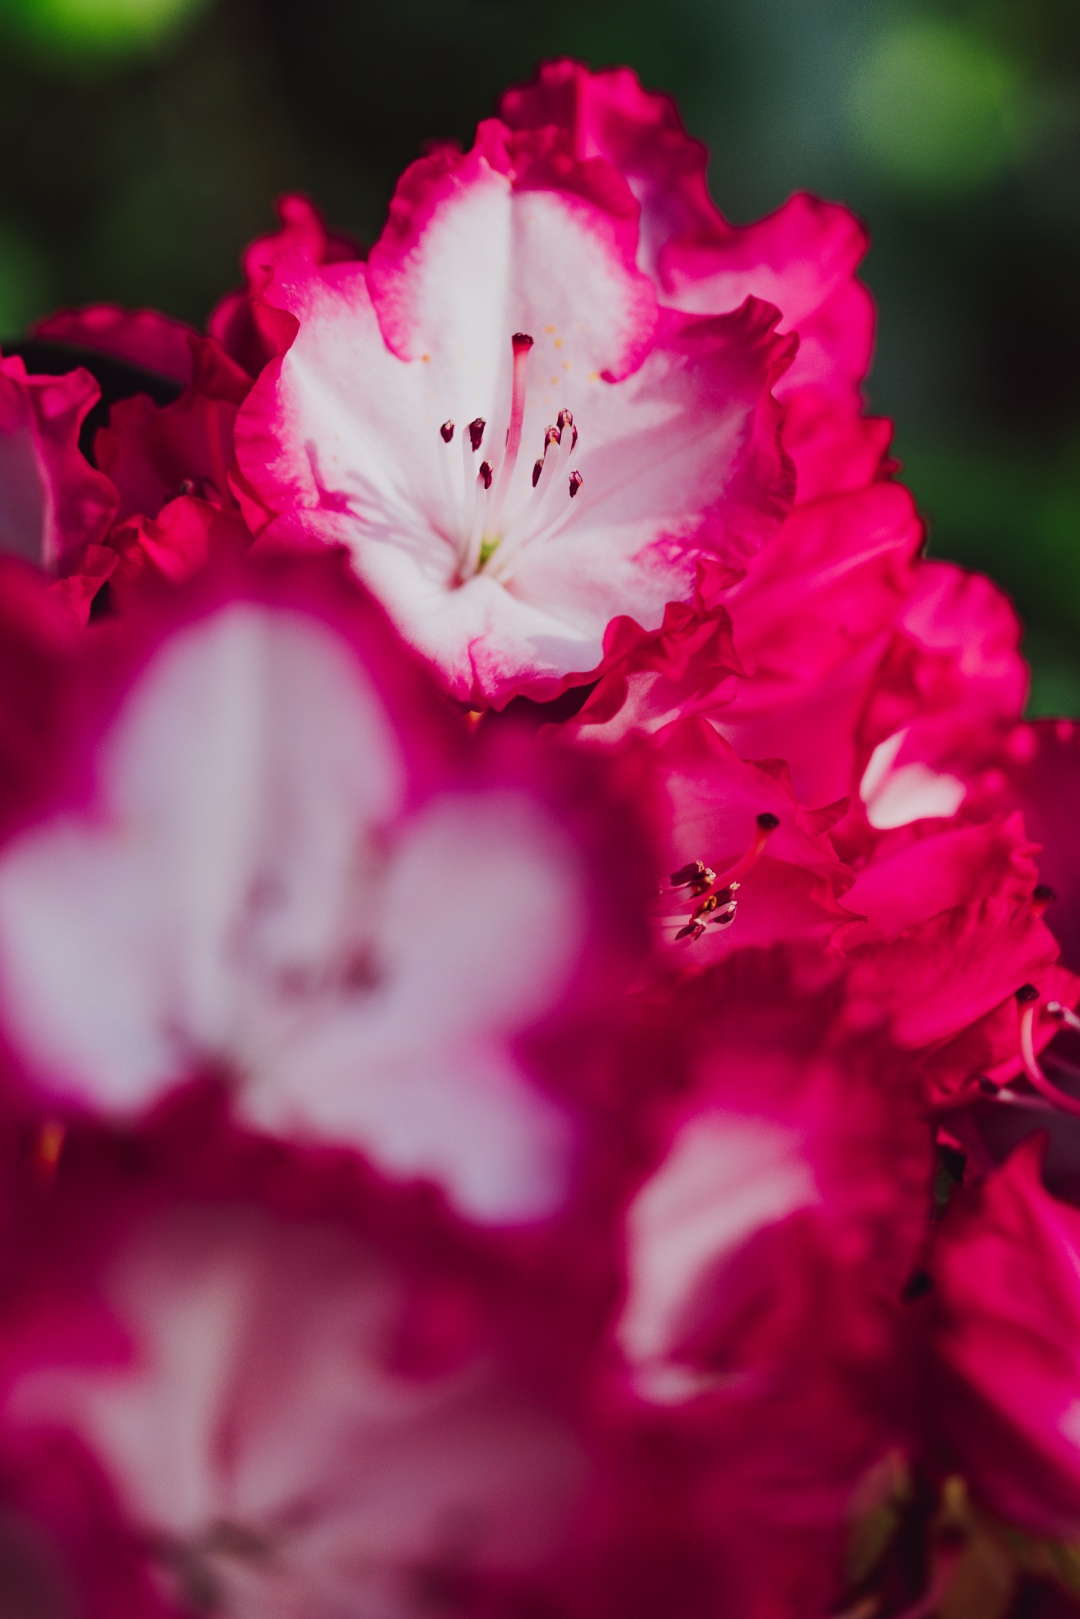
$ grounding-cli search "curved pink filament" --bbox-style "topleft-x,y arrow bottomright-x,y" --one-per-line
1019,1002 -> 1080,1117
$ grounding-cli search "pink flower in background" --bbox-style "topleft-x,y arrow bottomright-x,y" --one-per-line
605,949 -> 927,1619
93,337 -> 251,526
0,555 -> 648,1225
929,1137 -> 1080,1540
0,1161 -> 598,1619
234,119 -> 794,707
209,193 -> 363,381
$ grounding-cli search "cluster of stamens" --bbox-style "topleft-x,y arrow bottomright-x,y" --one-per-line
438,333 -> 583,577
669,813 -> 780,943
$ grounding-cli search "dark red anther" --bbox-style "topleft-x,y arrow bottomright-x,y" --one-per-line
544,425 -> 559,450
568,471 -> 583,498
676,922 -> 706,943
468,419 -> 486,451
512,332 -> 535,352
1016,983 -> 1040,1004
532,459 -> 544,488
756,812 -> 780,831
1034,884 -> 1056,905
440,421 -> 455,443
557,408 -> 573,431
479,461 -> 493,489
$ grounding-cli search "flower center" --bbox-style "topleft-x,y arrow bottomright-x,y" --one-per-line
438,333 -> 583,584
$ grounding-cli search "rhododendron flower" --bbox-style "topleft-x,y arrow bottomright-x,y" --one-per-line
235,120 -> 794,707
0,1171 -> 594,1619
0,556 -> 647,1224
0,351 -> 117,574
617,950 -> 926,1403
604,950 -> 927,1618
929,1137 -> 1080,1540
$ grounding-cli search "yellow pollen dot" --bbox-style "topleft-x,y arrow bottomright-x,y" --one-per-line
421,354 -> 430,363
545,323 -> 555,334
551,375 -> 558,385
554,337 -> 563,349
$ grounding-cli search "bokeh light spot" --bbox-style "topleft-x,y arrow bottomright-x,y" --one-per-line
846,15 -> 1029,194
1,0 -> 212,62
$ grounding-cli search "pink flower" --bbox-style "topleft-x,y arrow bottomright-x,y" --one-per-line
928,1136 -> 1080,1539
0,555 -> 648,1225
606,949 -> 926,1617
0,1160 -> 597,1619
0,351 -> 117,575
234,120 -> 794,708
616,949 -> 926,1402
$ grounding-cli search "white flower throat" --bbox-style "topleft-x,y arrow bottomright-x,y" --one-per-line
439,332 -> 583,584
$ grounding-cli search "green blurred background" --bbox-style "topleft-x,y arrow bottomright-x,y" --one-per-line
0,0 -> 1077,713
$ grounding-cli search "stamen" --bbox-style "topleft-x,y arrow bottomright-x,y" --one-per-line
479,461 -> 493,490
671,860 -> 717,891
1047,1000 -> 1080,1034
1018,997 -> 1080,1117
672,813 -> 779,944
532,459 -> 544,488
557,408 -> 578,450
440,421 -> 455,443
569,471 -> 583,498
468,419 -> 486,452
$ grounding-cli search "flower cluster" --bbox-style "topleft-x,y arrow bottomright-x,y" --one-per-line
0,58 -> 1078,1619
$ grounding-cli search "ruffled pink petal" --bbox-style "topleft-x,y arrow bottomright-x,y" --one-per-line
0,353 -> 118,572
32,305 -> 198,387
500,59 -> 721,278
661,192 -> 875,404
209,193 -> 362,378
930,1137 -> 1080,1538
